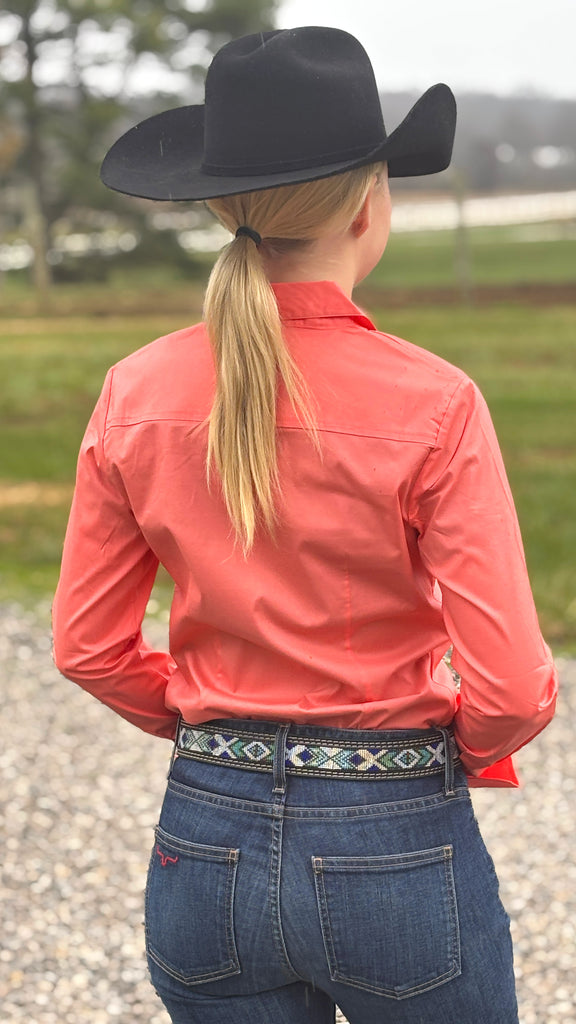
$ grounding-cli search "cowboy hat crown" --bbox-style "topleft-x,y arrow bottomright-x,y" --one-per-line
101,26 -> 457,201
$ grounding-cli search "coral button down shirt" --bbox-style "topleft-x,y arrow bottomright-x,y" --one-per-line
53,281 -> 557,787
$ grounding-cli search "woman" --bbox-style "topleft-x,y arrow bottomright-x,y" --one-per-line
53,26 -> 557,1024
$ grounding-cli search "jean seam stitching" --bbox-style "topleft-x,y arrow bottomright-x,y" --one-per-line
167,777 -> 469,818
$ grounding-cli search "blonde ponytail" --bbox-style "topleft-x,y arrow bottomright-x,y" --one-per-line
204,162 -> 384,552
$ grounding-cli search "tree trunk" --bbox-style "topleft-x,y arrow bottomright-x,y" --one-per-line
23,180 -> 52,306
21,5 -> 53,301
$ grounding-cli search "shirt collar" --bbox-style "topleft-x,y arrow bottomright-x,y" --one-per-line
271,280 -> 376,330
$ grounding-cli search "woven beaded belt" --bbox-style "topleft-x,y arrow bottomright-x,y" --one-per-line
176,721 -> 459,780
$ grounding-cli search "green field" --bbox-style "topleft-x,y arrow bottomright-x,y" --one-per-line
1,220 -> 575,317
1,221 -> 575,648
366,220 -> 576,290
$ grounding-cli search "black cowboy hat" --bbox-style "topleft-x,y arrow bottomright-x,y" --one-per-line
101,26 -> 457,202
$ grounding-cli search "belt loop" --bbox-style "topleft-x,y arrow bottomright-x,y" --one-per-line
168,715 -> 182,778
272,724 -> 291,795
440,727 -> 455,797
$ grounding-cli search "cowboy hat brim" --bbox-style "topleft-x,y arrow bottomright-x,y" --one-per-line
100,83 -> 456,202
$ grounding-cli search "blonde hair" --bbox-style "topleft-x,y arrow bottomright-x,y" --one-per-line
204,162 -> 384,552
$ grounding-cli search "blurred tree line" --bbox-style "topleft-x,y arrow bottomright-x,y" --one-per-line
1,1 -> 575,296
0,0 -> 279,294
382,91 -> 576,195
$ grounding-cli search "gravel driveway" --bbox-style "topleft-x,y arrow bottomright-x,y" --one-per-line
1,603 -> 574,1023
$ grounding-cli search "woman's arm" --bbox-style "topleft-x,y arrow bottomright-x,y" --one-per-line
410,377 -> 558,775
52,370 -> 178,739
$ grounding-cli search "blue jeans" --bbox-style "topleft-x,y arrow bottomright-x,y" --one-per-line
145,720 -> 518,1023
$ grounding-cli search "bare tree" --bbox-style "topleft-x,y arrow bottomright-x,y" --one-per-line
0,0 -> 279,296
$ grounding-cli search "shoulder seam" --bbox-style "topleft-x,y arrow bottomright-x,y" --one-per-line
101,368 -> 115,459
432,376 -> 471,448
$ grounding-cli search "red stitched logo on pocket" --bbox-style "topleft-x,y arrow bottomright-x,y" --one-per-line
156,845 -> 179,867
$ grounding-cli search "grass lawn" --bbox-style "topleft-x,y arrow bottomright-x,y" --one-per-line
0,314 -> 190,607
1,300 -> 574,650
1,219 -> 575,649
1,220 -> 575,317
366,222 -> 576,290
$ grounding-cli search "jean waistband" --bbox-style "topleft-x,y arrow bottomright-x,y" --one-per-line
175,718 -> 459,781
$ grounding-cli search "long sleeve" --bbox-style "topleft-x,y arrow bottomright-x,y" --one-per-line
52,370 -> 178,739
409,377 -> 558,775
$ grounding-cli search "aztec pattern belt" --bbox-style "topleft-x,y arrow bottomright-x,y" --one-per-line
176,722 -> 458,780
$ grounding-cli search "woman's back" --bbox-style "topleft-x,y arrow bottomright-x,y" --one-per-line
54,279 -> 554,767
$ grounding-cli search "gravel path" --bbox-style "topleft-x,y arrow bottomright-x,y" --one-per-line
1,602 -> 574,1024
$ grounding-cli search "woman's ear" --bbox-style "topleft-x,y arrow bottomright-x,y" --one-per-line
350,184 -> 374,238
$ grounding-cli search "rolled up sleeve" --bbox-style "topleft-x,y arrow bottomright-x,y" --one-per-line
52,370 -> 178,739
410,377 -> 558,774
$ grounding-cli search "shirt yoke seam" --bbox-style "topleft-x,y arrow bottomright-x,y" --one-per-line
104,417 -> 440,447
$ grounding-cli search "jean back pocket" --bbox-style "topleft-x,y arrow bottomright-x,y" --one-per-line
313,844 -> 460,999
145,825 -> 241,985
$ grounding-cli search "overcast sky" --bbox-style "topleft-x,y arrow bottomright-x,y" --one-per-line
278,0 -> 576,98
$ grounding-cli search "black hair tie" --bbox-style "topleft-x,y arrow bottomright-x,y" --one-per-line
235,225 -> 262,246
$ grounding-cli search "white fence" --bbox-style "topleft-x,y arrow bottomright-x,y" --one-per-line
1,191 -> 575,270
391,190 -> 576,232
